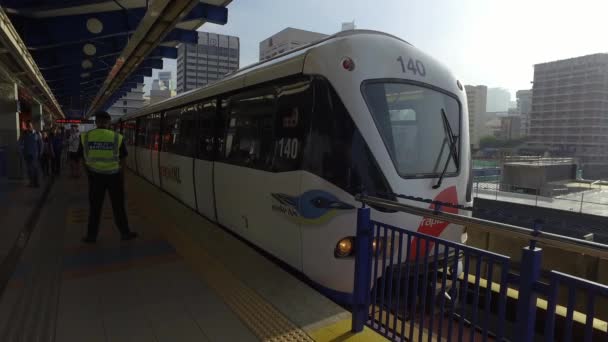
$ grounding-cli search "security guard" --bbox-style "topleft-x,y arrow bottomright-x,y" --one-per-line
79,111 -> 137,243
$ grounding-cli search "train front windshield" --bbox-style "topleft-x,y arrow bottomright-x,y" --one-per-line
363,82 -> 461,179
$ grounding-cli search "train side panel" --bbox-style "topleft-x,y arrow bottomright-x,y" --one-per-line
135,147 -> 153,182
214,163 -> 303,270
159,152 -> 196,209
194,159 -> 216,220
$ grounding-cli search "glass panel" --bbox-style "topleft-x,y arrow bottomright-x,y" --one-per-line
363,82 -> 461,178
223,88 -> 276,170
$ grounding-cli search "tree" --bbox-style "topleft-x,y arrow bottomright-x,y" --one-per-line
479,135 -> 500,148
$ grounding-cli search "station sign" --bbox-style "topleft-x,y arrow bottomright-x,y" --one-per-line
55,119 -> 94,124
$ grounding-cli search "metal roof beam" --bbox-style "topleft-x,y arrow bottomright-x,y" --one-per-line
35,31 -> 181,70
12,7 -> 146,49
182,2 -> 228,25
88,1 -> 230,116
0,6 -> 63,117
160,28 -> 197,46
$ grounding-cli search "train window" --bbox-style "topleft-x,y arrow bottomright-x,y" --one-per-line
222,87 -> 276,170
195,100 -> 218,161
362,81 -> 461,179
161,108 -> 196,157
136,117 -> 147,147
272,78 -> 312,172
123,120 -> 137,145
137,113 -> 161,150
304,77 -> 393,198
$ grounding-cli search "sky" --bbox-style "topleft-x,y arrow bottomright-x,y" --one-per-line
144,0 -> 608,100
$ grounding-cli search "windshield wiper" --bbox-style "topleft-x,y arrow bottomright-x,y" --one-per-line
433,108 -> 459,189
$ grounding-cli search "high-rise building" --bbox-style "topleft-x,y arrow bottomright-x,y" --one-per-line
259,28 -> 328,61
516,89 -> 532,137
176,32 -> 240,94
341,21 -> 356,31
158,71 -> 172,90
499,115 -> 522,140
529,54 -> 608,169
150,71 -> 172,104
486,87 -> 512,112
107,83 -> 145,121
465,85 -> 488,148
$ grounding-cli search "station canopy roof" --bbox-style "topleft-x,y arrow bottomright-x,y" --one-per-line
0,0 -> 230,118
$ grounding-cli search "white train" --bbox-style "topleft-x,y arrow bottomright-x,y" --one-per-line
115,30 -> 471,303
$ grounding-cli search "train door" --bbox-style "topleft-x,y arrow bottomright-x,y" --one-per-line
135,115 -> 153,181
193,99 -> 218,220
149,113 -> 161,186
214,83 -> 303,270
123,120 -> 137,171
159,106 -> 197,209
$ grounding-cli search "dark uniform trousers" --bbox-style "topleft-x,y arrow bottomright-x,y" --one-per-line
87,171 -> 129,238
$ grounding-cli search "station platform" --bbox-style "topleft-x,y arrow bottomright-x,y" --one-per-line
0,171 -> 385,341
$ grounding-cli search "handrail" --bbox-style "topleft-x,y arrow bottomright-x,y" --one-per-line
356,194 -> 608,259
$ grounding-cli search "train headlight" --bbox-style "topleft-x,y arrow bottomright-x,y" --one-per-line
372,238 -> 381,255
334,237 -> 390,258
335,237 -> 355,258
372,237 -> 390,257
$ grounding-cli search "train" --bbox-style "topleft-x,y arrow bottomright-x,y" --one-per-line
113,30 -> 472,303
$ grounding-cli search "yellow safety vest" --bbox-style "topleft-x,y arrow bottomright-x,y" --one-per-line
81,129 -> 124,174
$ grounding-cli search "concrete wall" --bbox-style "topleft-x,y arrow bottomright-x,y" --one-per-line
471,197 -> 608,319
502,163 -> 576,195
467,226 -> 608,320
474,197 -> 608,242
502,165 -> 544,190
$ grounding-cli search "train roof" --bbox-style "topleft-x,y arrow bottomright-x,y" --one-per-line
118,30 -> 411,121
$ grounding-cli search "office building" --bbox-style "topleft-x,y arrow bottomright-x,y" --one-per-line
486,87 -> 512,112
259,28 -> 328,61
465,85 -> 488,148
150,71 -> 172,104
500,115 -> 522,140
516,89 -> 532,137
341,21 -> 356,31
158,71 -> 172,90
529,54 -> 608,170
107,83 -> 145,121
176,32 -> 240,94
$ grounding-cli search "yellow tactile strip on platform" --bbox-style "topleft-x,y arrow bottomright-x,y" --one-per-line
164,224 -> 313,342
309,318 -> 389,342
133,193 -> 313,342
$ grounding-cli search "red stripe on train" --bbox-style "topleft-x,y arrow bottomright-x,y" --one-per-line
409,186 -> 458,259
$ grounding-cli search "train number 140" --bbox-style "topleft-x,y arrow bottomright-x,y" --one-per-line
397,56 -> 426,77
277,138 -> 299,159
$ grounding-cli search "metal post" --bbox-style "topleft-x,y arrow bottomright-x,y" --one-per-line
352,206 -> 373,333
516,232 -> 543,342
580,192 -> 584,214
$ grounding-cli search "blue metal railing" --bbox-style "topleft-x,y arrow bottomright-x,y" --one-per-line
352,195 -> 608,341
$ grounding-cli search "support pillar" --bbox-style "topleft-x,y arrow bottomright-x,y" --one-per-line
0,82 -> 22,179
31,101 -> 43,132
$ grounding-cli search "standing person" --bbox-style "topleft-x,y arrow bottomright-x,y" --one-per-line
68,125 -> 81,178
79,111 -> 137,243
50,127 -> 63,176
19,121 -> 42,187
40,130 -> 53,177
